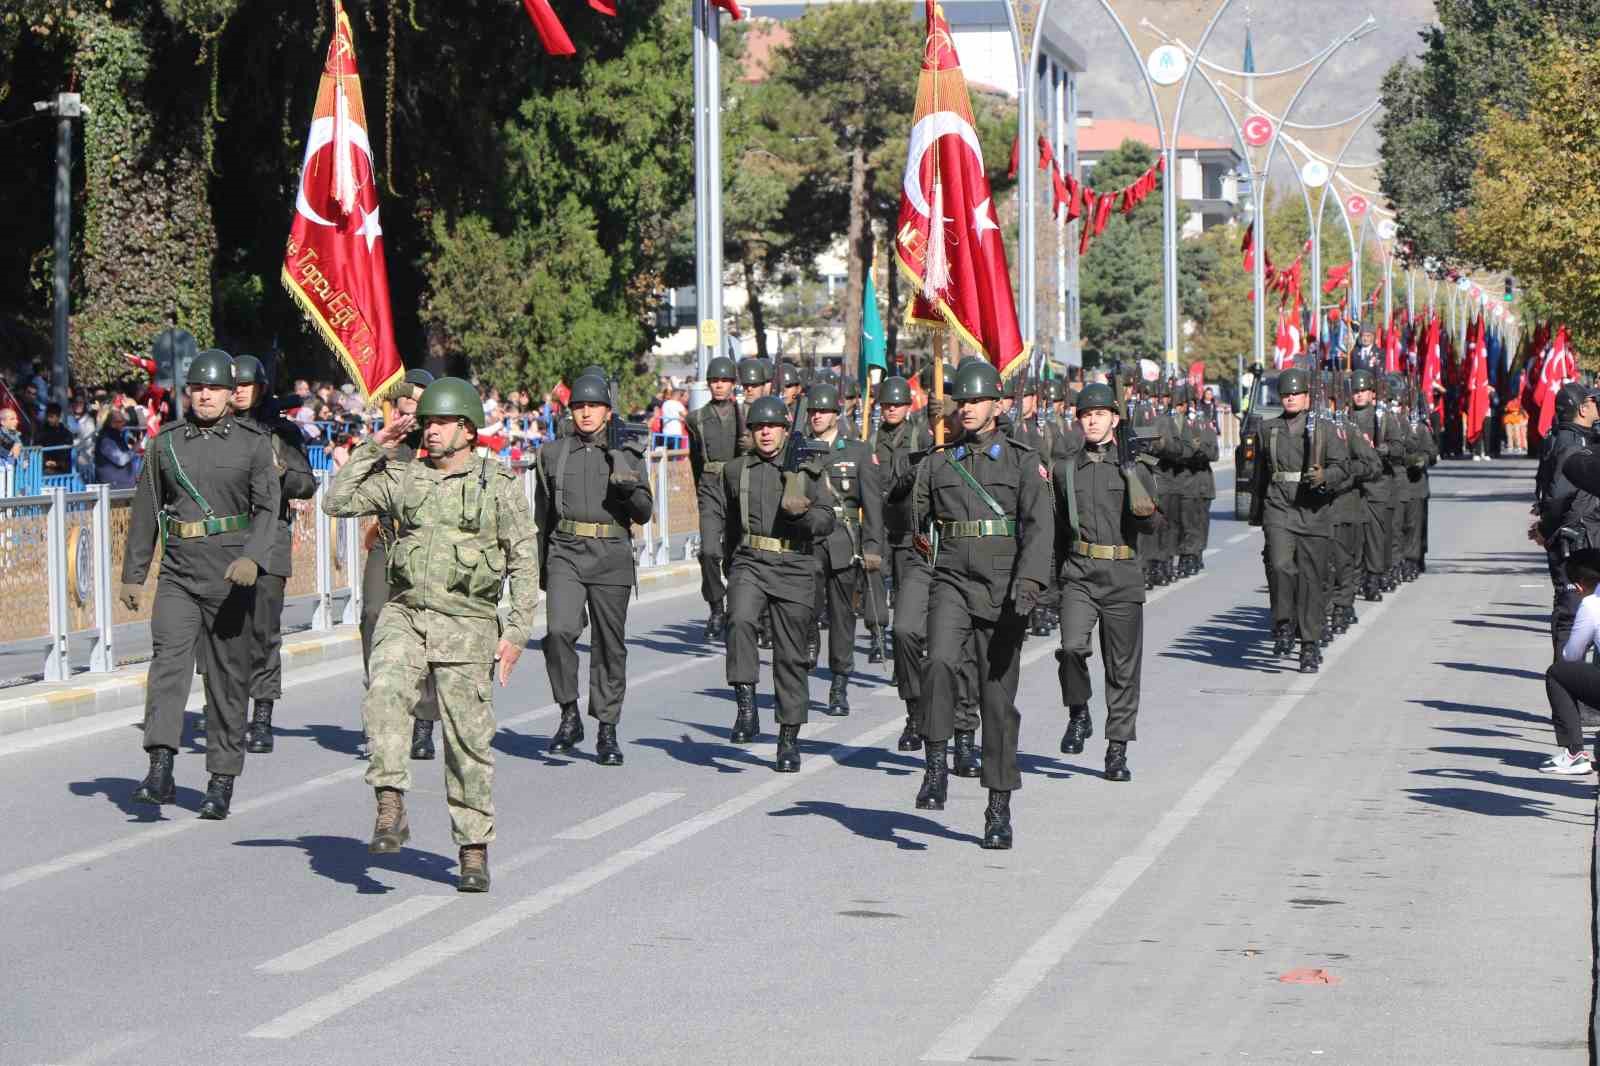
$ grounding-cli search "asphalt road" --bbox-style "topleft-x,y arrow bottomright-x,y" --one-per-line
1,459 -> 1588,1065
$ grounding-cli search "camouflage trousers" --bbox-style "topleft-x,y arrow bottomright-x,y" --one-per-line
363,608 -> 497,845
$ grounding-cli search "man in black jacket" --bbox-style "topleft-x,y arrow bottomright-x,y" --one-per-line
1534,383 -> 1600,652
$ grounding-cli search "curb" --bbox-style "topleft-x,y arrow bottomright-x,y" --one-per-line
0,559 -> 702,739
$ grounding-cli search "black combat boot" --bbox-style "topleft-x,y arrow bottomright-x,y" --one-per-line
897,703 -> 921,752
1272,621 -> 1295,657
824,674 -> 850,717
1345,605 -> 1359,626
1104,741 -> 1131,783
867,630 -> 884,664
197,773 -> 235,820
705,603 -> 727,643
1144,565 -> 1157,591
410,717 -> 436,760
369,787 -> 409,854
132,747 -> 176,805
1299,640 -> 1320,674
549,702 -> 583,753
916,740 -> 949,810
596,723 -> 624,766
1028,608 -> 1048,637
981,789 -> 1013,849
458,844 -> 490,893
951,729 -> 980,778
775,724 -> 801,773
244,700 -> 275,754
730,683 -> 759,744
1362,576 -> 1383,602
1060,704 -> 1093,755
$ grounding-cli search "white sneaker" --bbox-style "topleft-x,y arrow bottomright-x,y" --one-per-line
1541,749 -> 1594,775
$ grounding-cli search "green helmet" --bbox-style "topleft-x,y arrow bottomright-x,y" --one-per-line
738,358 -> 771,387
1042,379 -> 1064,402
776,362 -> 803,390
841,377 -> 859,399
950,360 -> 1002,401
746,396 -> 790,427
415,376 -> 485,429
1278,369 -> 1310,397
187,349 -> 235,387
806,382 -> 841,412
570,373 -> 612,407
1076,383 -> 1117,413
707,356 -> 738,382
878,376 -> 912,406
918,363 -> 957,391
1351,369 -> 1375,393
404,368 -> 435,389
233,354 -> 266,386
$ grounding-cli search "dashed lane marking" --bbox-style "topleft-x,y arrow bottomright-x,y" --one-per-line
257,895 -> 457,974
554,791 -> 685,841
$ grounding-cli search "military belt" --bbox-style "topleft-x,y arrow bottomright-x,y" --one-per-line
556,519 -> 626,539
1072,539 -> 1136,561
741,533 -> 812,555
1271,471 -> 1303,484
934,518 -> 1016,539
160,513 -> 250,540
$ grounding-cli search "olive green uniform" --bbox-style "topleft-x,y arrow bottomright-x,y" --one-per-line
243,409 -> 317,702
1349,403 -> 1407,590
533,432 -> 653,724
124,416 -> 280,776
810,435 -> 885,677
324,443 -> 538,845
873,418 -> 934,706
687,399 -> 743,615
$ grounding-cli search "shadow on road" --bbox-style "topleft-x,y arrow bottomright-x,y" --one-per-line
628,623 -> 717,659
493,726 -> 582,767
1436,661 -> 1546,682
273,721 -> 366,757
1452,618 -> 1548,636
1163,604 -> 1288,674
1410,697 -> 1549,726
638,721 -> 768,774
234,835 -> 459,894
67,776 -> 207,821
767,800 -> 983,850
1018,751 -> 1077,780
1403,787 -> 1588,823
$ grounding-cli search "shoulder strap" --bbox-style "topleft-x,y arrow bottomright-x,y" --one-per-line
552,439 -> 572,520
163,432 -> 214,518
949,452 -> 1007,518
1063,458 -> 1078,539
738,460 -> 753,536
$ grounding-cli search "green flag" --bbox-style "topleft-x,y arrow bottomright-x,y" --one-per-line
860,268 -> 888,389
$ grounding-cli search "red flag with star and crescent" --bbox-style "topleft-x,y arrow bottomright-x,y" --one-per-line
281,1 -> 404,402
894,0 -> 1026,377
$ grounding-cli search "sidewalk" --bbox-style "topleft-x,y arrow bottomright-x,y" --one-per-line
0,559 -> 701,737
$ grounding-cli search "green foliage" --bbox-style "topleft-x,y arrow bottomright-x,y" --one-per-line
74,9 -> 215,385
1458,34 -> 1600,357
1378,0 -> 1600,265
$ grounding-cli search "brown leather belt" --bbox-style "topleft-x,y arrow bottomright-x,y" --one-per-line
556,519 -> 626,539
1072,539 -> 1136,561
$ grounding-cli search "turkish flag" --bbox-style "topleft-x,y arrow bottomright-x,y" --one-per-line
1536,325 -> 1576,437
1420,313 -> 1443,418
282,2 -> 404,401
1465,313 -> 1489,442
894,0 -> 1025,377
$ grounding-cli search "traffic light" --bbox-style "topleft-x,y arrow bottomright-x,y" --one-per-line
1504,276 -> 1515,303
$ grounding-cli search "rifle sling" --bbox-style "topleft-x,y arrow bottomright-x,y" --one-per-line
948,452 -> 1007,519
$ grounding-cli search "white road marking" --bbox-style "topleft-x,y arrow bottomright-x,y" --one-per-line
499,655 -> 717,730
1226,531 -> 1254,545
257,895 -> 456,974
0,765 -> 365,895
0,658 -> 364,759
46,1028 -> 158,1066
495,844 -> 556,875
920,595 -> 1395,1063
554,791 -> 684,841
247,715 -> 906,1040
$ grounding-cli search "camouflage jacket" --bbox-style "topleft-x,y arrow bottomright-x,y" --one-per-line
323,441 -> 539,660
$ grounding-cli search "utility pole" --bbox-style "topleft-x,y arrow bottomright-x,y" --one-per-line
33,91 -> 87,410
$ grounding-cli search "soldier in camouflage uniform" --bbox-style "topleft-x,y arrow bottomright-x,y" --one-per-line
324,377 -> 538,893
359,368 -> 443,760
230,354 -> 317,754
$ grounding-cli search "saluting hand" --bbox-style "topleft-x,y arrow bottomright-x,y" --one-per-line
375,414 -> 416,451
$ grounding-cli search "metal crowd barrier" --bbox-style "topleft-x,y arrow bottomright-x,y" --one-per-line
0,448 -> 708,680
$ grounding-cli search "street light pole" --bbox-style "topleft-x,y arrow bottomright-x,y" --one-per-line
689,0 -> 722,412
34,91 -> 86,410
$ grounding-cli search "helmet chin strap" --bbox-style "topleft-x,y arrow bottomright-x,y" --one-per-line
434,422 -> 471,456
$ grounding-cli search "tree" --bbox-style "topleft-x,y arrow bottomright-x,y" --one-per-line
1378,1 -> 1600,266
1457,34 -> 1600,357
1077,140 -> 1175,368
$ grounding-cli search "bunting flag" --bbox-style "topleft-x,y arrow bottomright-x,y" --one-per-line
1028,140 -> 1161,255
1273,310 -> 1295,370
518,0 -> 629,58
1322,262 -> 1352,295
895,0 -> 1026,377
282,1 -> 404,401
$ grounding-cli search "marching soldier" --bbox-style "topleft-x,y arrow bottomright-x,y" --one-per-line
1054,383 -> 1161,780
777,361 -> 805,417
871,376 -> 934,749
839,376 -> 862,439
912,360 -> 1052,849
1326,380 -> 1382,636
123,350 -> 280,820
705,396 -> 836,771
535,372 -> 654,765
737,357 -> 772,407
1349,371 -> 1406,602
360,368 -> 443,759
1247,368 -> 1354,672
1173,384 -> 1218,576
1399,385 -> 1439,581
805,382 -> 884,716
324,377 -> 538,893
687,356 -> 742,642
230,355 -> 317,753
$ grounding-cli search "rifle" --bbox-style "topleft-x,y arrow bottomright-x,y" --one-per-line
606,376 -> 652,453
1107,365 -> 1158,517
